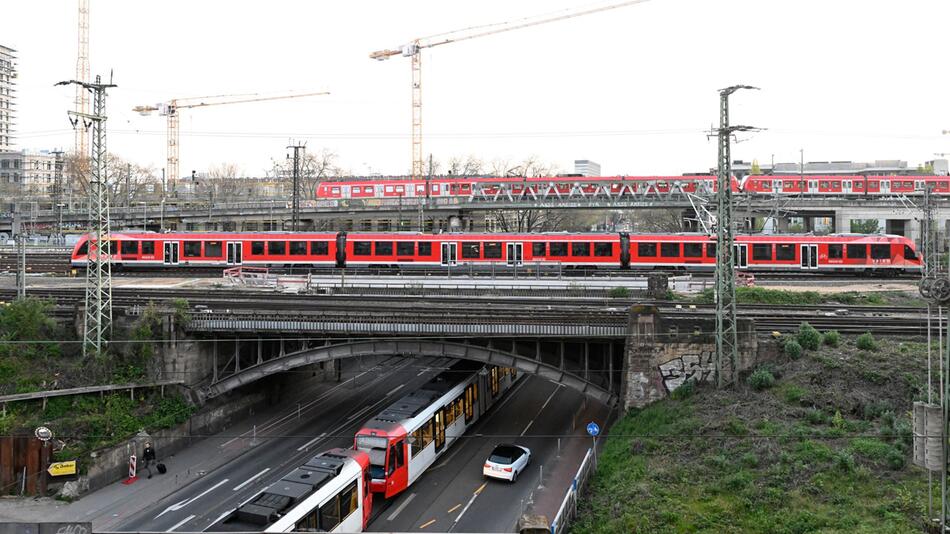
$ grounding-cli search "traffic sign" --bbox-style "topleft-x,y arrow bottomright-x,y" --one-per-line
586,422 -> 600,437
35,426 -> 53,441
47,460 -> 77,477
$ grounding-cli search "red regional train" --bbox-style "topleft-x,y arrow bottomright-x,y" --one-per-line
314,175 -> 950,199
71,231 -> 922,274
354,360 -> 518,498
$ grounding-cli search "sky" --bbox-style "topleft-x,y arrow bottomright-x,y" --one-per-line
5,0 -> 950,179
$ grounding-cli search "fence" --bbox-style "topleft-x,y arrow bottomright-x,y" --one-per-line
548,446 -> 596,534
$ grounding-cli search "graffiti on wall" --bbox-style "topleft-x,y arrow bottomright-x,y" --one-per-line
657,350 -> 719,392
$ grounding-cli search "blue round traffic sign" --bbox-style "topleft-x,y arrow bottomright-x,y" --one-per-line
586,422 -> 600,437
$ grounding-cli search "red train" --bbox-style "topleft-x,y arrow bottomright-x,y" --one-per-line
314,175 -> 949,199
71,231 -> 922,274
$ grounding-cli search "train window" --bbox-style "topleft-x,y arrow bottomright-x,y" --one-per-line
445,402 -> 456,426
385,185 -> 394,193
319,492 -> 342,531
828,244 -> 843,259
706,243 -> 717,258
684,243 -> 703,258
572,242 -> 591,257
183,242 -> 201,257
484,242 -> 502,259
251,241 -> 265,255
434,410 -> 446,451
462,242 -> 481,259
762,180 -> 771,189
869,181 -> 879,188
422,418 -> 434,449
594,243 -> 613,257
418,242 -> 432,255
340,481 -> 359,521
660,243 -> 679,257
295,509 -> 319,531
454,396 -> 464,421
267,241 -> 286,255
77,242 -> 89,256
375,241 -> 393,255
870,244 -> 891,260
353,186 -> 361,194
776,244 -> 795,260
784,180 -> 794,188
397,242 -> 415,255
100,241 -> 115,254
638,242 -> 657,257
141,241 -> 155,254
820,181 -> 829,189
905,245 -> 918,260
752,244 -> 772,261
310,241 -> 329,255
532,242 -> 546,256
549,242 -> 568,256
204,241 -> 223,257
353,242 -> 372,256
846,244 -> 867,259
120,241 -> 138,255
289,241 -> 307,255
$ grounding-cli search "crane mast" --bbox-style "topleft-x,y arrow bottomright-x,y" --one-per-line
74,0 -> 90,159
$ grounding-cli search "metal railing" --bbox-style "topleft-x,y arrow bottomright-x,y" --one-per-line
549,447 -> 596,534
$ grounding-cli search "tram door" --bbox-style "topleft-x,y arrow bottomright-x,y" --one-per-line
506,243 -> 523,266
800,244 -> 818,269
441,242 -> 458,266
227,242 -> 242,265
733,244 -> 748,269
163,241 -> 179,265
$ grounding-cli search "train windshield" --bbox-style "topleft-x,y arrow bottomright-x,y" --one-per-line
356,436 -> 388,479
904,245 -> 918,260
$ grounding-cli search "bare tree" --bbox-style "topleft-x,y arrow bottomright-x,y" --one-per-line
208,162 -> 243,180
630,209 -> 689,233
270,148 -> 341,199
446,155 -> 484,176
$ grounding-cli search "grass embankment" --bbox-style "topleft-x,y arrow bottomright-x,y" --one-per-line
690,287 -> 923,307
573,327 -> 933,533
0,298 -> 195,471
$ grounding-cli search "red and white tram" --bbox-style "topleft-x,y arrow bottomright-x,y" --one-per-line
71,232 -> 922,274
215,448 -> 372,533
354,361 -> 518,498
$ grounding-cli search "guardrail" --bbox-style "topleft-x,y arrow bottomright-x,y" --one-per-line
549,447 -> 596,534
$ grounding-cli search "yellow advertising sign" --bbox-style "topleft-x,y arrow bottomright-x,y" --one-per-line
48,460 -> 77,476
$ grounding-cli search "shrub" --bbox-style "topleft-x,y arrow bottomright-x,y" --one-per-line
823,330 -> 840,347
856,332 -> 878,351
832,410 -> 845,430
784,340 -> 803,360
782,384 -> 807,405
797,322 -> 822,351
834,450 -> 856,472
607,286 -> 631,298
747,368 -> 775,391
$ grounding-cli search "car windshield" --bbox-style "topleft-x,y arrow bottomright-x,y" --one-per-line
489,445 -> 521,464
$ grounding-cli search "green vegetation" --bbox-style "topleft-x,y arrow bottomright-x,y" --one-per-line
857,332 -> 878,351
784,340 -> 803,360
607,286 -> 631,298
797,322 -> 822,351
574,334 -> 932,533
824,330 -> 840,347
693,287 -> 891,306
747,368 -> 775,390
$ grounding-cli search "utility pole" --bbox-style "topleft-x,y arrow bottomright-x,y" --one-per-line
52,150 -> 65,240
713,85 -> 759,387
57,75 -> 116,358
15,232 -> 25,300
287,142 -> 305,231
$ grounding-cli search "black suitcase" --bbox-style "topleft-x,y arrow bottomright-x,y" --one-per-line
157,463 -> 167,474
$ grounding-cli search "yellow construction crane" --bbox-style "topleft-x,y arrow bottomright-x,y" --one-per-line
133,91 -> 329,188
371,0 -> 650,178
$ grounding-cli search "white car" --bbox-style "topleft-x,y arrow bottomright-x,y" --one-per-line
483,444 -> 531,482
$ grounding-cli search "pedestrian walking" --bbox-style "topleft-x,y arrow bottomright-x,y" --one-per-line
143,441 -> 157,479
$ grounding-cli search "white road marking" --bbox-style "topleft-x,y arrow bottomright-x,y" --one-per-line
155,478 -> 229,518
520,420 -> 534,436
454,492 -> 479,524
345,404 -> 374,423
385,384 -> 405,397
209,508 -> 235,528
232,468 -> 270,491
386,492 -> 416,521
296,433 -> 327,452
522,386 -> 560,437
165,514 -> 196,532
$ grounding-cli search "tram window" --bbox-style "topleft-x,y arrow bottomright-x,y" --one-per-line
183,241 -> 201,257
310,241 -> 329,255
296,510 -> 318,531
445,403 -> 456,426
120,241 -> 138,255
706,243 -> 717,258
340,481 -> 359,521
319,492 -> 342,531
462,242 -> 481,259
532,242 -> 546,256
204,241 -> 223,257
594,242 -> 613,257
828,244 -> 843,259
638,242 -> 657,257
870,244 -> 891,260
375,241 -> 393,255
846,244 -> 867,259
289,241 -> 307,255
776,244 -> 796,261
141,241 -> 155,254
353,242 -> 372,256
417,242 -> 432,255
660,243 -> 679,257
752,244 -> 772,261
421,419 -> 434,449
397,242 -> 415,256
251,241 -> 265,255
571,242 -> 591,257
484,242 -> 502,259
548,242 -> 568,256
267,241 -> 286,255
683,243 -> 703,258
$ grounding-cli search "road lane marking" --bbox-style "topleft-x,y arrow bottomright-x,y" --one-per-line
296,433 -> 327,452
386,492 -> 416,521
155,478 -> 229,518
454,492 -> 479,524
475,482 -> 487,495
209,508 -> 235,527
385,384 -> 405,397
233,468 -> 270,491
520,420 -> 534,436
420,519 -> 436,529
344,404 -> 374,423
165,514 -> 195,532
522,386 -> 560,437
447,504 -> 461,514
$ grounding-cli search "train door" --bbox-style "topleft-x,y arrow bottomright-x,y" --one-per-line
800,244 -> 818,269
384,438 -> 407,499
226,242 -> 242,265
489,367 -> 500,397
463,383 -> 476,424
506,243 -> 523,266
163,241 -> 179,265
733,244 -> 748,269
441,242 -> 458,266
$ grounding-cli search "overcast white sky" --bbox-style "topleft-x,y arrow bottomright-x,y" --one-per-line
6,0 -> 950,178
